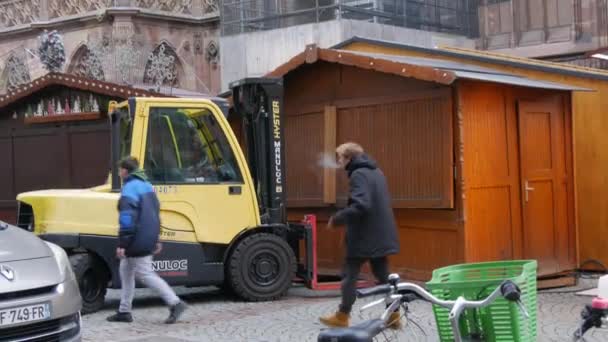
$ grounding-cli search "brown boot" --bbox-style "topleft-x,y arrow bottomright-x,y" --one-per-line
319,311 -> 350,328
387,312 -> 402,330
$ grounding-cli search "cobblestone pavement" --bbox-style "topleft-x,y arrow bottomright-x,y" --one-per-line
82,278 -> 608,342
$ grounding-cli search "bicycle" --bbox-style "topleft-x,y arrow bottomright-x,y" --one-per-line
573,297 -> 608,341
318,273 -> 529,342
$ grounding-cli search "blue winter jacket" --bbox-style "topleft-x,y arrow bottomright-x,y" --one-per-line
117,170 -> 161,257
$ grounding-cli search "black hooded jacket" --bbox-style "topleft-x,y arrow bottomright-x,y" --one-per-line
333,154 -> 400,258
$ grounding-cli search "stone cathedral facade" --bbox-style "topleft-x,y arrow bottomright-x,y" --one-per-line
0,0 -> 221,94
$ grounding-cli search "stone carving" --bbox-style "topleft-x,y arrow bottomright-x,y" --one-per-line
134,0 -> 194,14
72,46 -> 105,80
48,0 -> 112,18
205,40 -> 219,64
194,32 -> 204,55
5,54 -> 31,90
114,39 -> 143,84
203,0 -> 219,13
144,43 -> 178,91
133,0 -> 217,14
80,34 -> 144,85
0,0 -> 40,28
1,0 -> 216,29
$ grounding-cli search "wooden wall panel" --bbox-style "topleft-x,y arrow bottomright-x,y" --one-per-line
0,136 -> 14,208
0,118 -> 111,220
466,187 -> 515,261
0,208 -> 16,224
288,208 -> 462,280
285,62 -> 439,113
463,91 -> 510,186
336,92 -> 453,208
288,208 -> 343,269
13,131 -> 71,193
460,82 -> 523,263
323,106 -> 337,204
284,111 -> 324,206
69,127 -> 111,188
390,224 -> 461,280
228,115 -> 245,148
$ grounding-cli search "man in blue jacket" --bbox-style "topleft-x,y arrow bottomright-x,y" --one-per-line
107,157 -> 187,324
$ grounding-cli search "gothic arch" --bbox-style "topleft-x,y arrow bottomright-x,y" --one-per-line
2,53 -> 31,90
143,41 -> 184,89
67,44 -> 105,80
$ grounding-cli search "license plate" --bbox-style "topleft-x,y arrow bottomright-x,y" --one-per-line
0,303 -> 51,327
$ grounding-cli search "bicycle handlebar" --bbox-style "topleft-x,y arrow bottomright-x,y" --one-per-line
358,280 -> 523,308
355,276 -> 528,342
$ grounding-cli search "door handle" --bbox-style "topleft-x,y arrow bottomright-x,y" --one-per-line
229,186 -> 242,195
525,180 -> 535,202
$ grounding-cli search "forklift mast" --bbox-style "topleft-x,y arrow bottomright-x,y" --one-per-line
230,78 -> 287,225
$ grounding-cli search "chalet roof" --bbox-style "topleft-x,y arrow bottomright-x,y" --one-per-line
267,45 -> 592,92
333,36 -> 608,82
0,73 -> 165,109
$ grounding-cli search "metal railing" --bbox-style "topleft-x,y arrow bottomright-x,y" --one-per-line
220,0 -> 480,37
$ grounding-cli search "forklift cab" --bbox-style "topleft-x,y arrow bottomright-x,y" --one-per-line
141,107 -> 239,184
109,98 -> 260,245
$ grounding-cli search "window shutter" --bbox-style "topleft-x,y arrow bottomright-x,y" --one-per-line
336,90 -> 453,208
285,111 -> 324,206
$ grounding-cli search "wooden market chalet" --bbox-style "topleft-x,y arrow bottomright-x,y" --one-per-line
0,73 -> 168,223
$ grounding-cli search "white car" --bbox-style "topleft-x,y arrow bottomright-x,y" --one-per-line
0,221 -> 82,341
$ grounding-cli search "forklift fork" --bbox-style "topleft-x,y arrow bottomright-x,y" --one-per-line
294,214 -> 375,291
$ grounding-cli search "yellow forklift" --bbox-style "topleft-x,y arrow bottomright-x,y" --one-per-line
15,78 -> 316,313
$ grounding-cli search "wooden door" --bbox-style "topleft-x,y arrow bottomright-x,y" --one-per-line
517,98 -> 569,275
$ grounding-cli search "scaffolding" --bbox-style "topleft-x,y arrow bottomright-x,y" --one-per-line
220,0 -> 480,37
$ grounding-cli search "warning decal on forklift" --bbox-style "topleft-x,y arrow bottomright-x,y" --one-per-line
153,259 -> 188,277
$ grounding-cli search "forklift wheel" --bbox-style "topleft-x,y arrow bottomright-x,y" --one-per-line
69,253 -> 108,314
228,233 -> 296,301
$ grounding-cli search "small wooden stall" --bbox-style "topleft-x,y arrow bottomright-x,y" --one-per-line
264,45 -> 590,281
333,37 -> 608,275
0,73 -> 161,223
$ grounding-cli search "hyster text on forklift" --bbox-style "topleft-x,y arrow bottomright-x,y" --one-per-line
14,78 -> 318,314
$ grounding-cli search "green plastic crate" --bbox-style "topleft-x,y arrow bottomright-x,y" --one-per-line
426,260 -> 537,342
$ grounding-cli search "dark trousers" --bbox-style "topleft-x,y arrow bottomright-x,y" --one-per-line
339,256 -> 389,314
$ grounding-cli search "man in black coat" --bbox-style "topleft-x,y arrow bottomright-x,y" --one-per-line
319,142 -> 400,328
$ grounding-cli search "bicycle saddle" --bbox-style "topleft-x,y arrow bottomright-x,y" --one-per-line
318,319 -> 385,342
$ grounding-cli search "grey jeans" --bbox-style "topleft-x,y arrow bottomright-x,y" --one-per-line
119,255 -> 180,313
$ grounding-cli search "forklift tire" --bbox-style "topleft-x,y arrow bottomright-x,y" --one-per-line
228,233 -> 296,302
69,253 -> 108,315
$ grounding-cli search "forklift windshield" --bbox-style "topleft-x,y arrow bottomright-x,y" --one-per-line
143,107 -> 241,184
